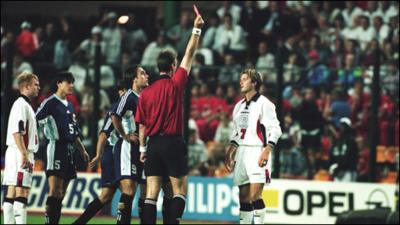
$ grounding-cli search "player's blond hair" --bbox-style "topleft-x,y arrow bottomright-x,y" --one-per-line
17,71 -> 38,90
241,68 -> 262,91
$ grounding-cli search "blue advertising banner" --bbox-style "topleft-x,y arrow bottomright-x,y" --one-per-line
111,176 -> 239,221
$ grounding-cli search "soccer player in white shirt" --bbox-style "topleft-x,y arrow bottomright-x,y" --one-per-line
2,72 -> 40,224
225,69 -> 282,224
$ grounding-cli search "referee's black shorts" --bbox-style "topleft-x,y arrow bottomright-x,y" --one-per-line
145,135 -> 188,178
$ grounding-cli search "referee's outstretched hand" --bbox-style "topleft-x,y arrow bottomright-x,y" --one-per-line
194,15 -> 204,29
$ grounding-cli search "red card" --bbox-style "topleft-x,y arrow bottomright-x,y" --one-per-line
193,4 -> 201,17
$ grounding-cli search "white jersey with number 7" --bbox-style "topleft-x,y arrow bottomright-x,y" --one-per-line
230,93 -> 282,147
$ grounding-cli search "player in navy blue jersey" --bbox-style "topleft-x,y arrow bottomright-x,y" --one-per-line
111,65 -> 149,224
36,72 -> 90,224
72,80 -> 128,224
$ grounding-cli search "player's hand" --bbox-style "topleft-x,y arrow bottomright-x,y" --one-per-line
126,133 -> 139,144
194,15 -> 204,29
224,145 -> 237,172
224,155 -> 236,172
82,151 -> 90,163
140,152 -> 147,163
258,146 -> 272,167
21,152 -> 30,169
89,155 -> 100,169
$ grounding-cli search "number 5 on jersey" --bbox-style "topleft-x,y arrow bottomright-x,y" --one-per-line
69,124 -> 74,134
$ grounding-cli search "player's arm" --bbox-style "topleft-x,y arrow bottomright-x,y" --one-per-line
13,132 -> 30,169
179,15 -> 204,74
139,124 -> 147,163
89,132 -> 108,168
74,137 -> 89,162
258,102 -> 282,167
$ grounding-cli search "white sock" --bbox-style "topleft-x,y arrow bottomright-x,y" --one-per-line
3,200 -> 15,224
253,208 -> 266,224
240,211 -> 254,224
14,200 -> 27,224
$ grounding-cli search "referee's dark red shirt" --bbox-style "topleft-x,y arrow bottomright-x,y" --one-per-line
135,67 -> 188,137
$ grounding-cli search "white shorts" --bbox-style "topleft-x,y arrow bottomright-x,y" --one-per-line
2,147 -> 35,188
233,146 -> 272,186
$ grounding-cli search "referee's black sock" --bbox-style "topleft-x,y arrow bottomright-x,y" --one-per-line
117,194 -> 133,224
73,197 -> 104,224
45,196 -> 62,224
142,198 -> 157,224
168,194 -> 186,224
162,197 -> 172,224
138,198 -> 145,224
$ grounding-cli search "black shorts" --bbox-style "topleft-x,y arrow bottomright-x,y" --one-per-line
45,141 -> 77,180
145,135 -> 188,178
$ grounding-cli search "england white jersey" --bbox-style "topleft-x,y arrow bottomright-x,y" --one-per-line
230,93 -> 282,147
6,95 -> 39,153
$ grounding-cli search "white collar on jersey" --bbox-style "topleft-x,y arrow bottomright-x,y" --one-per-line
53,94 -> 69,107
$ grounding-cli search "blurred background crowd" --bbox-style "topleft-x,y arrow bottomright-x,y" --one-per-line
1,1 -> 399,184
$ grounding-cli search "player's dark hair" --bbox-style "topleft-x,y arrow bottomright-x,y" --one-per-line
51,71 -> 75,93
124,65 -> 142,89
157,50 -> 176,73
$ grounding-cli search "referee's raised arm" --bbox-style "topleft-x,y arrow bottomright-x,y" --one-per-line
179,15 -> 204,74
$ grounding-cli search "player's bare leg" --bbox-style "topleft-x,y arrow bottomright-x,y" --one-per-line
169,176 -> 188,224
45,176 -> 64,224
143,176 -> 162,224
239,184 -> 253,224
4,186 -> 16,224
117,179 -> 137,224
73,187 -> 116,224
250,183 -> 266,224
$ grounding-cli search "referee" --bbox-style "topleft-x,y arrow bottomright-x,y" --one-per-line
136,14 -> 204,224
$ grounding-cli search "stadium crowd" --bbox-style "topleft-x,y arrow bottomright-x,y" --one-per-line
1,1 -> 399,183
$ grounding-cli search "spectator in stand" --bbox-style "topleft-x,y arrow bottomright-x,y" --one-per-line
202,13 -> 220,51
75,26 -> 106,67
167,11 -> 192,57
53,17 -> 72,70
306,50 -> 330,88
378,1 -> 398,24
279,114 -> 307,179
1,52 -> 33,90
256,41 -> 275,83
361,39 -> 379,67
218,53 -> 241,85
328,88 -> 351,129
121,13 -> 147,64
213,13 -> 247,61
348,80 -> 370,138
140,31 -> 175,69
214,112 -> 234,145
341,1 -> 363,29
336,54 -> 363,90
296,87 -> 324,179
309,34 -> 331,66
283,53 -> 301,86
372,15 -> 390,46
99,12 -> 122,67
216,1 -> 242,25
188,129 -> 207,175
319,1 -> 341,27
356,15 -> 375,51
329,117 -> 358,182
381,60 -> 399,102
16,21 -> 37,60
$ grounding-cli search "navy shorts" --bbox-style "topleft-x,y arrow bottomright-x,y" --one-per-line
45,141 -> 77,181
101,142 -> 117,188
113,138 -> 144,183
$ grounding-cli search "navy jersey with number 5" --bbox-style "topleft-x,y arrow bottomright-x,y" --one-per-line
36,94 -> 80,143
